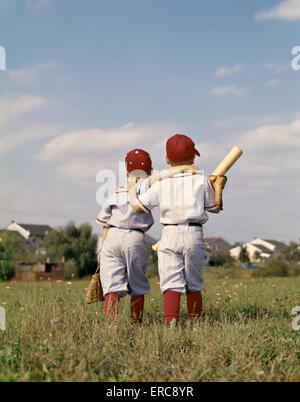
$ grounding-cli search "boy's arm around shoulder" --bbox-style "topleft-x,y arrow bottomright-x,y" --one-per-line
127,178 -> 144,213
129,179 -> 160,214
129,165 -> 197,213
147,165 -> 197,188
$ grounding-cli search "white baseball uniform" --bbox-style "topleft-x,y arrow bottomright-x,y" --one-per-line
135,171 -> 218,294
97,180 -> 153,297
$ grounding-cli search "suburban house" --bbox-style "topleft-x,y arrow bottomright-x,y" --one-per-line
4,221 -> 52,253
202,237 -> 231,265
230,238 -> 285,263
204,238 -> 231,256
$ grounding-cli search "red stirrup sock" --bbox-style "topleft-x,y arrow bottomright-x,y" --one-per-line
187,291 -> 202,322
164,290 -> 181,325
130,295 -> 144,324
104,292 -> 120,317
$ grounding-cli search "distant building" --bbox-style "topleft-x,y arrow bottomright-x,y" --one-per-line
15,259 -> 64,281
230,237 -> 285,263
204,238 -> 231,256
7,221 -> 52,244
5,221 -> 52,253
203,237 -> 231,266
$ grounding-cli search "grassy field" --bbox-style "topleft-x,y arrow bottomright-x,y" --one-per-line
0,270 -> 300,382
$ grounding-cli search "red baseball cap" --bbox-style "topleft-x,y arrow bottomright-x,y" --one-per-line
125,149 -> 152,175
166,134 -> 200,162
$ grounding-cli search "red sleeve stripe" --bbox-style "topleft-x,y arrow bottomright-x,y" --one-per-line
96,218 -> 107,224
205,204 -> 218,210
136,194 -> 151,213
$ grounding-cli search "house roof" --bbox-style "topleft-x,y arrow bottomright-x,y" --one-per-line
263,239 -> 286,249
18,224 -> 52,236
253,244 -> 272,254
204,237 -> 231,246
204,238 -> 219,244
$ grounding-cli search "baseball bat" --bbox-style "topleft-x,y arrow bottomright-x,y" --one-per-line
152,241 -> 160,252
212,146 -> 243,176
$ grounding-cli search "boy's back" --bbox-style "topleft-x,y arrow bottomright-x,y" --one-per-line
97,180 -> 154,231
136,170 -> 219,223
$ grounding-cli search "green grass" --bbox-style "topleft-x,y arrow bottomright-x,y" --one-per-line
0,273 -> 300,382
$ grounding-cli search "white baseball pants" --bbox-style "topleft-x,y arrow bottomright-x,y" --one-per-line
157,225 -> 205,294
100,227 -> 150,297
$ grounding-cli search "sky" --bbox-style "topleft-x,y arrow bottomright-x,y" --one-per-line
0,0 -> 299,244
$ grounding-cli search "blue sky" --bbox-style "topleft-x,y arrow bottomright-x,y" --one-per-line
0,0 -> 299,243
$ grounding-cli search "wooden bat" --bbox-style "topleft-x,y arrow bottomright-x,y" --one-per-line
152,241 -> 160,252
211,146 -> 243,176
152,146 -> 243,252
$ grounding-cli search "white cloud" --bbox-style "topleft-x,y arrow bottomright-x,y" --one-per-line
215,64 -> 243,78
56,158 -> 117,181
0,95 -> 46,129
38,122 -> 176,180
264,62 -> 290,74
210,85 -> 249,98
214,114 -> 284,129
0,95 -> 58,153
198,118 -> 300,179
253,114 -> 285,126
239,119 -> 300,150
38,122 -> 172,162
265,79 -> 282,87
39,119 -> 300,184
0,125 -> 56,153
255,0 -> 300,21
6,62 -> 58,85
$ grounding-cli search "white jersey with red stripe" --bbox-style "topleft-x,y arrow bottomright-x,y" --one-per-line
96,179 -> 154,232
135,171 -> 218,225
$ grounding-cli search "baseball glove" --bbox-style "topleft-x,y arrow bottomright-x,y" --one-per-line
208,175 -> 227,210
85,265 -> 104,303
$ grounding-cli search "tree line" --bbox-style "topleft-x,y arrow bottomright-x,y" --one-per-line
0,222 -> 98,280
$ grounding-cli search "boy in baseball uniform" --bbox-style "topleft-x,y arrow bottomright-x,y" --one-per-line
96,149 -> 154,324
131,134 -> 222,326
